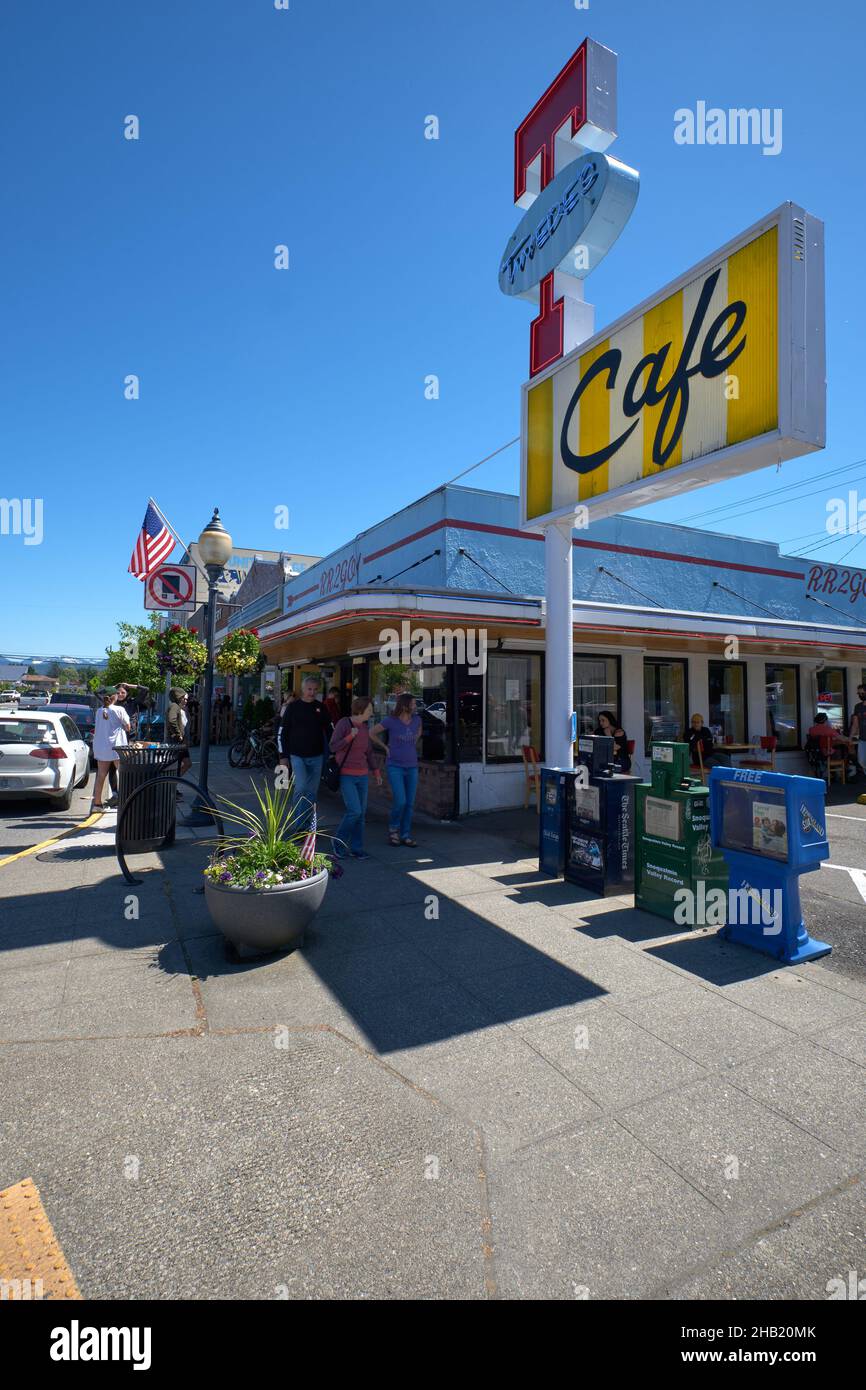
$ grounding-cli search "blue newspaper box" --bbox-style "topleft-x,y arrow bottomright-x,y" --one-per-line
539,767 -> 572,877
708,766 -> 831,963
565,736 -> 642,896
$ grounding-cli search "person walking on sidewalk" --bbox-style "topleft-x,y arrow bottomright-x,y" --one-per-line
91,688 -> 130,810
166,687 -> 192,795
325,685 -> 342,725
372,693 -> 422,846
278,675 -> 333,831
330,697 -> 383,859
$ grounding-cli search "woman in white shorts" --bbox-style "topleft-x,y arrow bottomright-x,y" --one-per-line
92,688 -> 130,810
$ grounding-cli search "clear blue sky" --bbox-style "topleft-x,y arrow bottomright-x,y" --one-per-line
1,0 -> 863,654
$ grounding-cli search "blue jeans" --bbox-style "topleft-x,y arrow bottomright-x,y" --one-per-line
289,754 -> 323,832
387,765 -> 418,839
336,773 -> 368,855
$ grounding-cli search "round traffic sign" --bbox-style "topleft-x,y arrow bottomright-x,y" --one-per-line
146,566 -> 194,609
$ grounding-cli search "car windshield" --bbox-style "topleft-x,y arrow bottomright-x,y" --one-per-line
0,719 -> 54,744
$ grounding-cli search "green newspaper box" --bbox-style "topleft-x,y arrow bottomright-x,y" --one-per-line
635,742 -> 729,922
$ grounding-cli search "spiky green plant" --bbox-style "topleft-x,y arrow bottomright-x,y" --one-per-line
204,779 -> 333,887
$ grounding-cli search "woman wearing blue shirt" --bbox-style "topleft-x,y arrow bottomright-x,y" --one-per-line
372,694 -> 423,847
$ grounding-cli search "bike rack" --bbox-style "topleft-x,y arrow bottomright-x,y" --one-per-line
116,773 -> 225,885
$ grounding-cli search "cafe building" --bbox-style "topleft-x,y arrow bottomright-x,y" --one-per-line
239,481 -> 866,818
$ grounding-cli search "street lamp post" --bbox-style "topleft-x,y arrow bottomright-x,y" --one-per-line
187,507 -> 233,824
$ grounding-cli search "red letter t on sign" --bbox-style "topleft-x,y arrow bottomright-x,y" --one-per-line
513,40 -> 616,376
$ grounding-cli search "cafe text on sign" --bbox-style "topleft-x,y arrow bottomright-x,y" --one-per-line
521,202 -> 825,527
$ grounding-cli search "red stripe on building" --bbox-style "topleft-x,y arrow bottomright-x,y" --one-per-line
359,516 -> 804,580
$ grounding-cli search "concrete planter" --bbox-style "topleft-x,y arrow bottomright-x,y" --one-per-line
204,868 -> 329,958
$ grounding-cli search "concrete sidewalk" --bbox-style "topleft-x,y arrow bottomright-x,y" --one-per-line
1,748 -> 865,1299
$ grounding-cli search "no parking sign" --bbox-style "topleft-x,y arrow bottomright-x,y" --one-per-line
144,564 -> 196,612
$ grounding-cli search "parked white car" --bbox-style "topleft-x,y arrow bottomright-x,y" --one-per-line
0,691 -> 20,710
0,710 -> 91,809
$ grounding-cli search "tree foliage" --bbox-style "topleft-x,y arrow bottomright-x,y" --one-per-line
103,616 -> 162,696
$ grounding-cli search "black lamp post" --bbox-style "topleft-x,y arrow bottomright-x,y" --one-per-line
187,507 -> 233,824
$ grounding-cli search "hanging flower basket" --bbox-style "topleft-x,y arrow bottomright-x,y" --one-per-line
215,627 -> 262,677
151,625 -> 208,685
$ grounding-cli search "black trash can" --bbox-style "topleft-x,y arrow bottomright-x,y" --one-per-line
116,745 -> 180,853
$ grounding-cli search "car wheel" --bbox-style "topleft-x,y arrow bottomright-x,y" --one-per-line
75,763 -> 90,789
52,778 -> 75,811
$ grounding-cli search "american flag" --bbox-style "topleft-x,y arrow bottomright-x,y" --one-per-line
301,804 -> 317,862
128,501 -> 175,579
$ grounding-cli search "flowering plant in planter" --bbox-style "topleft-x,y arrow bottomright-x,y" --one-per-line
204,781 -> 333,887
150,625 -> 208,684
202,781 -> 334,956
215,627 -> 262,677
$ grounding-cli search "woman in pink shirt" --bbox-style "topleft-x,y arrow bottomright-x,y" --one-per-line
329,697 -> 383,859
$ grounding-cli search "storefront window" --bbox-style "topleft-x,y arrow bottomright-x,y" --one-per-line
644,659 -> 687,749
485,654 -> 541,761
817,667 -> 847,731
355,658 -> 451,762
573,656 -> 619,737
457,669 -> 483,761
765,664 -> 800,748
708,661 -> 747,744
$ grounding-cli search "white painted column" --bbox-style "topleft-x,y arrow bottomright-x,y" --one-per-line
544,517 -> 574,769
745,657 -> 767,744
619,647 -> 646,775
689,655 -> 710,727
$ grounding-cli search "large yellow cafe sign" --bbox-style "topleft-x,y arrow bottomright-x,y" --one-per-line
521,202 -> 825,526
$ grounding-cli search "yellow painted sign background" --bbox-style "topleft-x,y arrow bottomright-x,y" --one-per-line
525,225 -> 779,521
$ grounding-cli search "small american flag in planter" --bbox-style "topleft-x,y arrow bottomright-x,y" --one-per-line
301,805 -> 317,863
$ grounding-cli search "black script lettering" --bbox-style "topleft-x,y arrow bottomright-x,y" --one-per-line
560,267 -> 750,476
560,349 -> 639,474
699,300 -> 747,378
623,346 -> 672,416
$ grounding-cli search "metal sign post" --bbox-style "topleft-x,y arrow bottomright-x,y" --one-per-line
504,40 -> 629,768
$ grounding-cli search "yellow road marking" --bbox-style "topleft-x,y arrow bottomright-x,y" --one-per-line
0,1177 -> 82,1300
0,809 -> 104,870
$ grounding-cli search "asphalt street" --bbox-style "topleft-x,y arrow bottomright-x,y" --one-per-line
0,769 -> 96,860
801,803 -> 866,983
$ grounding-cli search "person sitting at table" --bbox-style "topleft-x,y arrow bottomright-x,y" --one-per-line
595,711 -> 631,772
805,712 -> 836,778
688,713 -> 731,769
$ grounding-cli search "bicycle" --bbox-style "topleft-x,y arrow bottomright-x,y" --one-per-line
228,725 -> 278,771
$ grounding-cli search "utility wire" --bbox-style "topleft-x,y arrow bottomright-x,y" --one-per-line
789,523 -> 866,557
595,565 -> 665,608
443,437 -> 520,488
804,592 -> 866,628
711,580 -> 840,633
372,549 -> 441,587
701,474 -> 866,536
457,547 -> 518,594
711,581 -> 788,620
673,456 -> 866,526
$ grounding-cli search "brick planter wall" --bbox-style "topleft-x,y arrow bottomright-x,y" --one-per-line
366,755 -> 457,820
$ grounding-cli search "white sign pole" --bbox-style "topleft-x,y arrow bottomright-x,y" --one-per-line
542,277 -> 594,771
544,517 -> 576,768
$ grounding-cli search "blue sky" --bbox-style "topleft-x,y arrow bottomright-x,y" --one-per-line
0,0 -> 863,654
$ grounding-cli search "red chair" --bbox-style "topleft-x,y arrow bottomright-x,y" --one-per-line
738,735 -> 778,770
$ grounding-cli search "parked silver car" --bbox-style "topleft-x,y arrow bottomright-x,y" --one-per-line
0,710 -> 91,809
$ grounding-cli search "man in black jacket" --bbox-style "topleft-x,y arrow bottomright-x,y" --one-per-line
278,676 -> 332,830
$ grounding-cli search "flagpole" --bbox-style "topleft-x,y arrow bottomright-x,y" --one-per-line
147,497 -> 208,582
